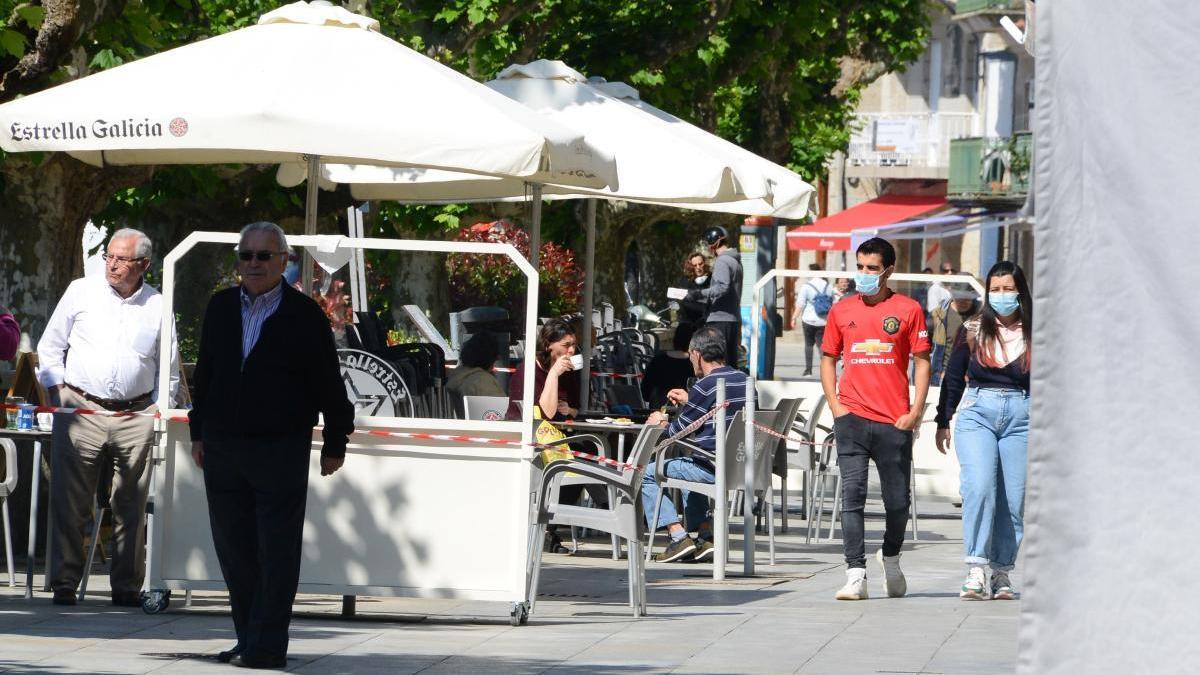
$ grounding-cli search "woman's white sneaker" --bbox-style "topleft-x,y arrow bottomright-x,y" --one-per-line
990,571 -> 1016,600
835,568 -> 869,600
960,566 -> 988,600
875,550 -> 907,598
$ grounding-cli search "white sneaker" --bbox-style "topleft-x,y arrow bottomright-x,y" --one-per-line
990,570 -> 1016,600
960,566 -> 988,600
835,568 -> 868,600
876,550 -> 907,598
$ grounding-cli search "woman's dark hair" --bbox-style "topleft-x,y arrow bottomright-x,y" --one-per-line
688,325 -> 727,363
459,331 -> 499,369
976,260 -> 1032,372
535,318 -> 576,368
856,237 -> 896,268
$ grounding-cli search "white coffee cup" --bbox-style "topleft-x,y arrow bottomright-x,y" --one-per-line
37,412 -> 53,432
569,354 -> 584,371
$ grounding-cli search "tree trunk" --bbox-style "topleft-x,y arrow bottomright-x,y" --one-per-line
0,155 -> 149,340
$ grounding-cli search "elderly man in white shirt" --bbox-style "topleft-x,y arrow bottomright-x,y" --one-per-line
37,228 -> 178,606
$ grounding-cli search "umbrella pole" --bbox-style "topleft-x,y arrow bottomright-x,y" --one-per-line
580,199 -> 597,412
529,183 -> 542,271
302,154 -> 321,297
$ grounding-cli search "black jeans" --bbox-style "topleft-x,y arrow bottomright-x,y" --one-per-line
707,320 -> 742,368
203,435 -> 312,660
802,322 -> 825,371
834,413 -> 913,568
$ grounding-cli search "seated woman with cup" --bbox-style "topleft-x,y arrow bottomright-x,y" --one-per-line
507,318 -> 604,553
506,318 -> 581,421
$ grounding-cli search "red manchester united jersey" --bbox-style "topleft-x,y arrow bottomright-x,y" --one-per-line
821,291 -> 930,424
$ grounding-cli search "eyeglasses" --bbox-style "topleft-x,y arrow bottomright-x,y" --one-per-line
101,254 -> 146,266
237,250 -> 286,262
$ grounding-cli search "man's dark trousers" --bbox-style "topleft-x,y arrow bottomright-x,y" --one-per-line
203,435 -> 311,660
707,320 -> 742,369
834,413 -> 913,568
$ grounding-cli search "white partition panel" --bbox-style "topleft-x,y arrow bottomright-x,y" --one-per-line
154,419 -> 533,601
147,233 -> 540,613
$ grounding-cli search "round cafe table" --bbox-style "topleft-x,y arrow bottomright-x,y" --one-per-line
0,427 -> 54,599
548,418 -> 650,465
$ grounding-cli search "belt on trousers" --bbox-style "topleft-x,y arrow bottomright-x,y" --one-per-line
65,384 -> 153,412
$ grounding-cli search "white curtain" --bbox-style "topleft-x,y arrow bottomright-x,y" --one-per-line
1021,1 -> 1200,671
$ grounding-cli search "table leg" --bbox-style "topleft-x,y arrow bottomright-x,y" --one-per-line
25,441 -> 40,599
611,433 -> 628,561
42,450 -> 53,592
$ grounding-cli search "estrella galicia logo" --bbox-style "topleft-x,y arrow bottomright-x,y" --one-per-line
337,349 -> 413,417
882,316 -> 901,335
168,117 -> 189,137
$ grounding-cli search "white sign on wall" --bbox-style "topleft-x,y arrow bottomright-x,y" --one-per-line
873,119 -> 919,153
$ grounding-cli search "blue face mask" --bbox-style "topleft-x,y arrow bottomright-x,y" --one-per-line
989,292 -> 1020,316
854,271 -> 882,295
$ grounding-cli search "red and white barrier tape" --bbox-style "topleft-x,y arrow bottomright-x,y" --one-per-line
751,421 -> 824,447
1,404 -> 641,470
445,364 -> 641,378
590,370 -> 644,379
1,402 -> 189,424
359,427 -> 639,470
651,401 -> 730,452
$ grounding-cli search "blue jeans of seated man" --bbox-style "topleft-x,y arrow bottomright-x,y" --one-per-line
954,387 -> 1029,571
641,457 -> 716,533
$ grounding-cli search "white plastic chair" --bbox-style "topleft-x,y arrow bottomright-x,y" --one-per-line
0,439 -> 18,587
463,395 -> 510,421
528,425 -> 665,618
645,410 -> 782,565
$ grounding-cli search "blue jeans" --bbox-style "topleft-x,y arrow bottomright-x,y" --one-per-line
641,457 -> 716,532
954,387 -> 1029,571
931,343 -> 947,385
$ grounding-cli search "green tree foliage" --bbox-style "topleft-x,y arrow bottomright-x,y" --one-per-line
0,0 -> 931,333
3,0 -> 930,222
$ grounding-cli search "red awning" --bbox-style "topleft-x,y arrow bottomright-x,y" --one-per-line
786,195 -> 948,251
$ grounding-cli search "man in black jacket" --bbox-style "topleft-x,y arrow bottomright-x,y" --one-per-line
189,222 -> 354,669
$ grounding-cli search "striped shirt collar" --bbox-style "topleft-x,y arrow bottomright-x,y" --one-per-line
240,279 -> 285,309
240,280 -> 286,362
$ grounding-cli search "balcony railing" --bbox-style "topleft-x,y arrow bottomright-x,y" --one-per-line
846,112 -> 977,169
955,0 -> 1023,15
948,133 -> 1032,201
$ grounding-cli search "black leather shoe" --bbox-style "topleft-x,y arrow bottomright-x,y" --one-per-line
217,645 -> 242,663
52,589 -> 77,606
111,591 -> 143,607
230,654 -> 287,669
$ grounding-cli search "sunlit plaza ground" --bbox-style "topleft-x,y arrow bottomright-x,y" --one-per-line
0,343 -> 1019,674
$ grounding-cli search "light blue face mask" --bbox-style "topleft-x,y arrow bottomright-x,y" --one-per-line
854,271 -> 881,295
989,292 -> 1020,316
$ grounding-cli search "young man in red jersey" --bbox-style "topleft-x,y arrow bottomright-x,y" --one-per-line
821,237 -> 931,601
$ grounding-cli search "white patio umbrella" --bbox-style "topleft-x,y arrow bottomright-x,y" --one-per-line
298,60 -> 814,406
296,59 -> 779,273
0,2 -> 615,290
590,80 -> 814,220
334,60 -> 772,205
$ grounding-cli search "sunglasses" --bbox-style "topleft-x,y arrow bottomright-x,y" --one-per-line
237,250 -> 285,262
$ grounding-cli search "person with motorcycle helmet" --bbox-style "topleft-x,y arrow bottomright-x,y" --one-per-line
686,225 -> 743,368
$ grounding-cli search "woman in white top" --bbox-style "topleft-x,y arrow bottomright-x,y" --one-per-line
788,264 -> 831,376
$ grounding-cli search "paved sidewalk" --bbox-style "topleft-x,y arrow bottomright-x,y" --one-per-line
0,498 -> 1018,674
